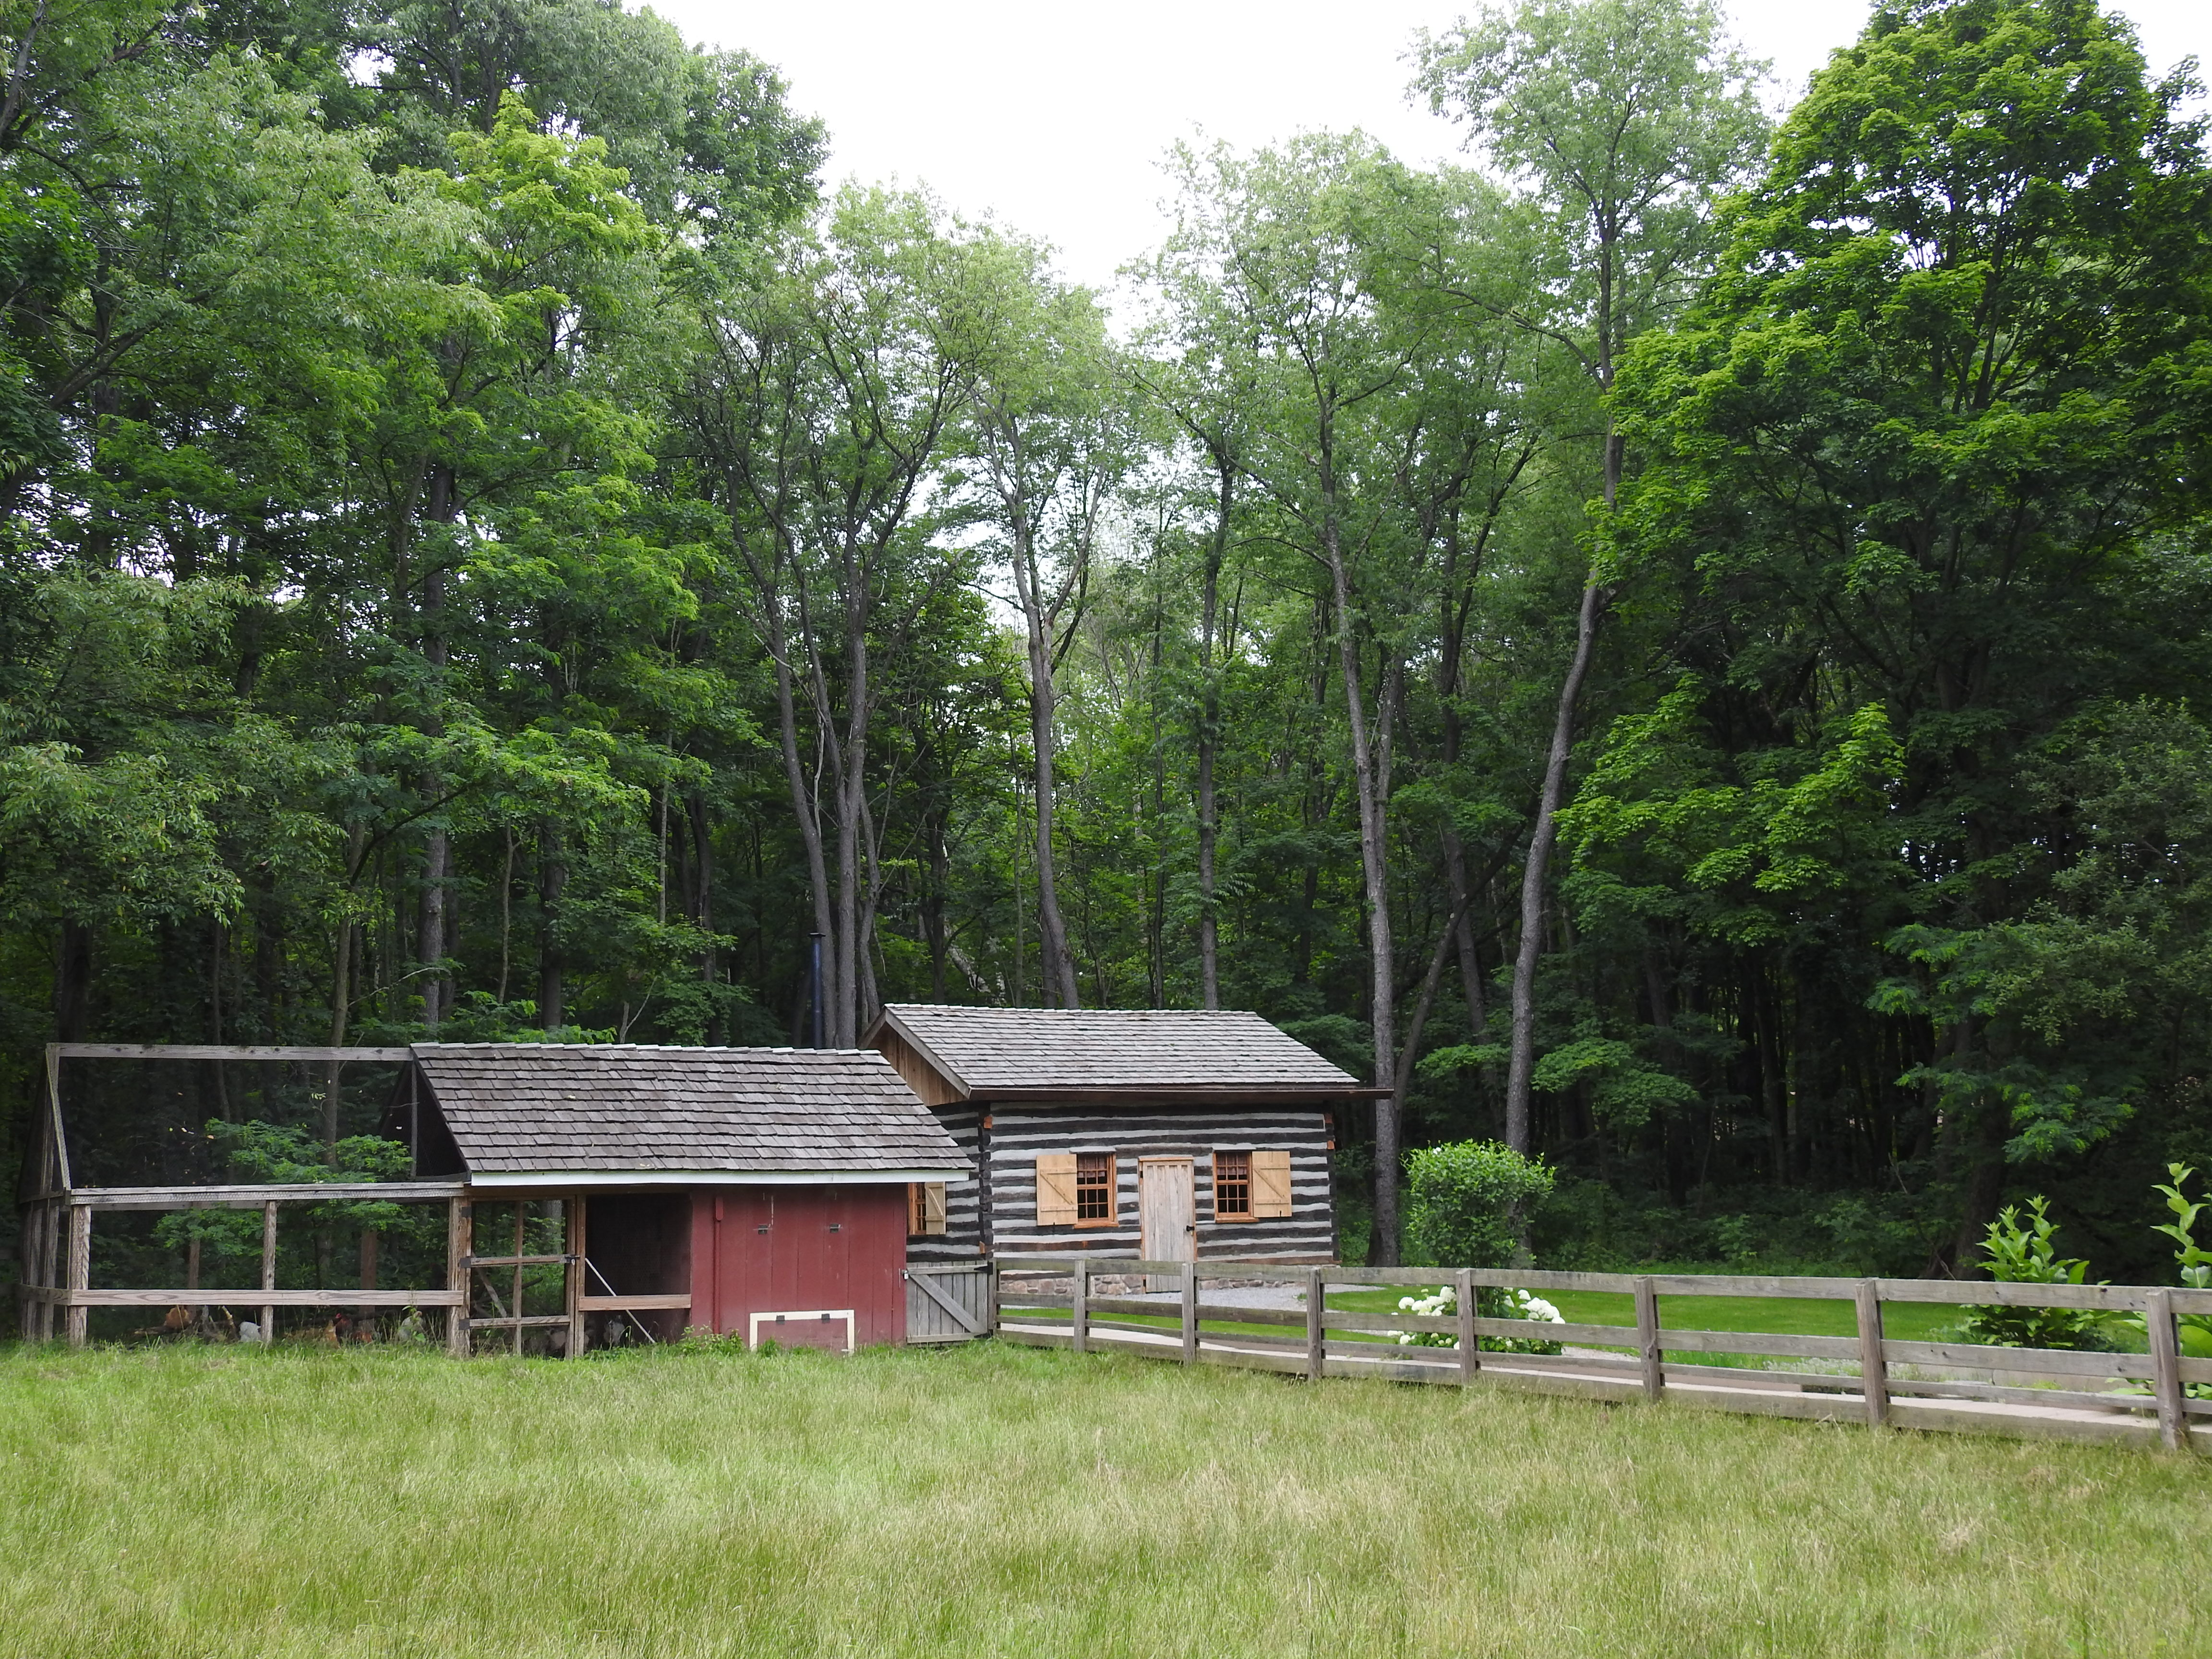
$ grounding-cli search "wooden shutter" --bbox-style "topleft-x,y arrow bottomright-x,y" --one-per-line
922,1181 -> 947,1236
1251,1149 -> 1294,1219
1035,1154 -> 1078,1226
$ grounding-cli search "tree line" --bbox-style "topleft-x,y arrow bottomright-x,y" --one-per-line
4,0 -> 2209,1279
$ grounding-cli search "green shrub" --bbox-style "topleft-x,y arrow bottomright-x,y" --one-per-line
1960,1196 -> 2113,1351
1404,1141 -> 1554,1270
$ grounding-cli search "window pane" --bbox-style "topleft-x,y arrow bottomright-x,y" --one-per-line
1214,1150 -> 1251,1220
1076,1153 -> 1113,1222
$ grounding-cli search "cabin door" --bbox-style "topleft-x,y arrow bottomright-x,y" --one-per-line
1138,1156 -> 1195,1291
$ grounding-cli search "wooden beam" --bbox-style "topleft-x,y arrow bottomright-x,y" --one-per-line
26,1287 -> 464,1308
460,1253 -> 573,1269
577,1294 -> 691,1312
462,1315 -> 574,1330
54,1045 -> 412,1061
45,1044 -> 72,1191
64,1203 -> 89,1348
565,1194 -> 586,1360
69,1181 -> 465,1212
446,1197 -> 471,1358
1070,1258 -> 1088,1355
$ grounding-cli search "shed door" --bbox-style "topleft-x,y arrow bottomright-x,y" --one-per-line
1139,1157 -> 1195,1289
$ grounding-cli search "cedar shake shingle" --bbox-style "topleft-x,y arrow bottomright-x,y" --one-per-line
873,1006 -> 1357,1094
410,1044 -> 967,1176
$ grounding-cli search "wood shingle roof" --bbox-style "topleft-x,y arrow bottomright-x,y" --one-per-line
411,1044 -> 967,1178
871,1006 -> 1362,1099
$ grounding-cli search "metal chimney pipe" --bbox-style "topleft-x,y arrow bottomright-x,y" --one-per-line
808,932 -> 825,1049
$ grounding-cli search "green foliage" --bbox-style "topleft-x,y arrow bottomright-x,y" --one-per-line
1403,1140 -> 1556,1269
2151,1165 -> 2212,1368
1960,1196 -> 2111,1351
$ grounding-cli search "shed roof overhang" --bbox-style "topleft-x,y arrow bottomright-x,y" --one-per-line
464,1166 -> 967,1190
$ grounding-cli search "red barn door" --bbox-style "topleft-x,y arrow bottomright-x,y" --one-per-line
689,1185 -> 908,1348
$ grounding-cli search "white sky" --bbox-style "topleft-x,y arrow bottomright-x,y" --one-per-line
649,0 -> 2210,292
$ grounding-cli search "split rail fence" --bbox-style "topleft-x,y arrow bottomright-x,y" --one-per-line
992,1257 -> 2212,1454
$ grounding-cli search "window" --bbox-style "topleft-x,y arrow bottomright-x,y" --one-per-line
1212,1150 -> 1252,1221
1075,1154 -> 1115,1223
1035,1154 -> 1116,1226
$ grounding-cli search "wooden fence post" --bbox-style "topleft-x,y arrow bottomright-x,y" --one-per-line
985,1253 -> 999,1336
1305,1266 -> 1325,1382
1634,1276 -> 1663,1402
446,1196 -> 472,1358
258,1200 -> 277,1345
1070,1258 -> 1088,1356
1855,1279 -> 1889,1430
1181,1260 -> 1198,1364
64,1203 -> 90,1349
2148,1288 -> 2186,1452
1456,1267 -> 1477,1386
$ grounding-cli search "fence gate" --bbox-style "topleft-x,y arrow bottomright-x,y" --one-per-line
904,1263 -> 993,1343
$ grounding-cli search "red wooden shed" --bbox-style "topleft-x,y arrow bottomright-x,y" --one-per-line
407,1044 -> 969,1352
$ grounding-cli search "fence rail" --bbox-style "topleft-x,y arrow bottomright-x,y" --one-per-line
992,1257 -> 2211,1453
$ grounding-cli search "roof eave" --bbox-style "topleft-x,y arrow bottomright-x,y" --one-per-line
964,1084 -> 1375,1104
465,1166 -> 970,1190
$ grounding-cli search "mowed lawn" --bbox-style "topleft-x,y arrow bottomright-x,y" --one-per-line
1,1341 -> 2205,1659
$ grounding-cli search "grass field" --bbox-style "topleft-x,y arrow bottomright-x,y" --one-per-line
1,1341 -> 2205,1658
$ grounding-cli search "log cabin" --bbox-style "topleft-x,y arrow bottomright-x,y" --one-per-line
866,1006 -> 1370,1267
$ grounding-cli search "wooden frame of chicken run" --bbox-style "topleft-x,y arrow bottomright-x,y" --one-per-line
17,1041 -> 971,1355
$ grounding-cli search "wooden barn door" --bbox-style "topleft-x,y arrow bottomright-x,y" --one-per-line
1139,1157 -> 1195,1291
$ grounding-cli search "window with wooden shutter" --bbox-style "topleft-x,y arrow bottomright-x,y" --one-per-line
1211,1150 -> 1252,1220
908,1182 -> 947,1236
1250,1149 -> 1293,1219
1035,1154 -> 1078,1226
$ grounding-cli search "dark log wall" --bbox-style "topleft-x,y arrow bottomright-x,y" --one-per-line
906,1107 -> 986,1263
910,1105 -> 1334,1264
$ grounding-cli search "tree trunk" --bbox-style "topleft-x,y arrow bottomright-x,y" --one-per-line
1011,526 -> 1080,1010
1196,456 -> 1232,1010
1323,518 -> 1400,1266
537,821 -> 565,1032
1503,575 -> 1609,1153
415,463 -> 457,1030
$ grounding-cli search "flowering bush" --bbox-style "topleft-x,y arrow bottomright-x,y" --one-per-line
1394,1284 -> 1565,1356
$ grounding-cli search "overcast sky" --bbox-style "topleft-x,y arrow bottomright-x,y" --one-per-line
649,0 -> 2209,291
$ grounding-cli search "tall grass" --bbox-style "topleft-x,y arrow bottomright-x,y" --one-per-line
0,1340 -> 2203,1657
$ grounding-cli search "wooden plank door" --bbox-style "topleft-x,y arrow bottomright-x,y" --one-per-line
1139,1157 -> 1195,1291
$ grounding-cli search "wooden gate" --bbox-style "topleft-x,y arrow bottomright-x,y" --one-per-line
904,1262 -> 993,1343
